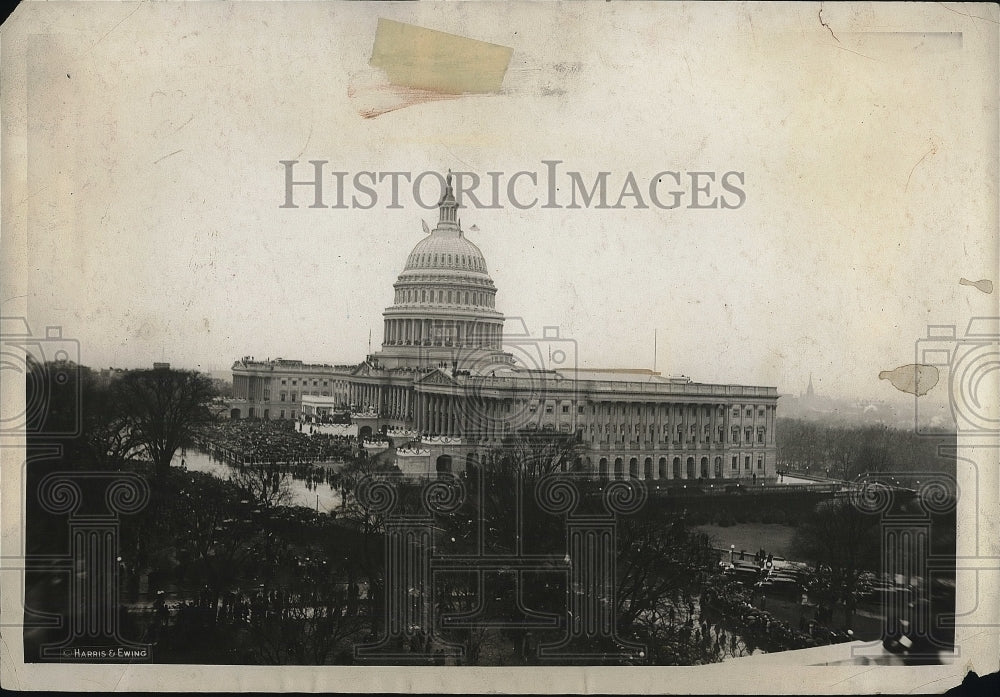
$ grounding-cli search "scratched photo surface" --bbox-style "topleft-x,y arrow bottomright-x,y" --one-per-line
1,1 -> 997,693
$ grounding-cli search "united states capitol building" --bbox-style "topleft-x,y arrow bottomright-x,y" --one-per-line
231,175 -> 778,481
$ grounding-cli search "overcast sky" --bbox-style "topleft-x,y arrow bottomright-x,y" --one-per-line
9,2 -> 997,407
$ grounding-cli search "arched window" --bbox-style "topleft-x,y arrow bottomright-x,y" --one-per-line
599,458 -> 609,482
658,457 -> 667,479
629,457 -> 639,478
614,457 -> 624,479
672,457 -> 681,478
643,457 -> 653,480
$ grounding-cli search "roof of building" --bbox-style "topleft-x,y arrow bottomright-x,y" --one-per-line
558,368 -> 682,384
404,229 -> 489,274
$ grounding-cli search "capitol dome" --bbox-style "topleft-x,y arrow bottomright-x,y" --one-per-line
404,231 -> 489,275
375,172 -> 508,371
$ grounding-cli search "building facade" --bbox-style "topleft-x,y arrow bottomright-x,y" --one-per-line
230,358 -> 353,420
232,174 -> 779,481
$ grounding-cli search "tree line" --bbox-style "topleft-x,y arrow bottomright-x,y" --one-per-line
775,417 -> 955,481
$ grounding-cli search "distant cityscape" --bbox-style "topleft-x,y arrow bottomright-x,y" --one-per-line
777,374 -> 955,432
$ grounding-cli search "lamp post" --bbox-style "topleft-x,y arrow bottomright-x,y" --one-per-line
730,544 -> 735,565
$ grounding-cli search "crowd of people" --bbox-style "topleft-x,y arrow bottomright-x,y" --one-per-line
700,577 -> 852,654
196,420 -> 356,465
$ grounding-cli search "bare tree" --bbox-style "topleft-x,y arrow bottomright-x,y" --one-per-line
493,430 -> 584,478
166,471 -> 269,611
82,371 -> 145,470
615,511 -> 718,640
791,498 -> 880,628
116,368 -> 217,477
228,464 -> 292,511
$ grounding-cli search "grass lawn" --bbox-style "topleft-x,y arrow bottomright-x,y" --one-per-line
694,522 -> 798,559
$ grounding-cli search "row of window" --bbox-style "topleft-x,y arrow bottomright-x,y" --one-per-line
395,287 -> 495,307
588,404 -> 769,418
278,390 -> 334,402
590,433 -> 766,446
279,378 -> 337,387
504,403 -> 774,419
531,402 -> 772,421
584,422 -> 766,440
594,455 -> 765,479
409,252 -> 485,272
